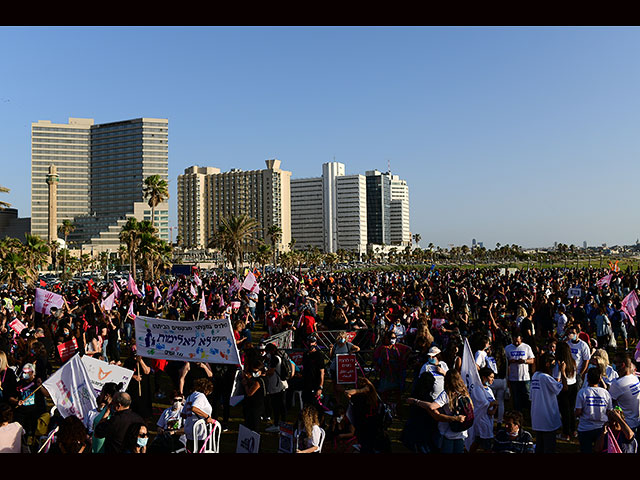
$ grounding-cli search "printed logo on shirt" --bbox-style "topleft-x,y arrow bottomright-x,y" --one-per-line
510,351 -> 526,358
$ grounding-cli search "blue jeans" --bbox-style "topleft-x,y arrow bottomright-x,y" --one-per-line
440,437 -> 465,454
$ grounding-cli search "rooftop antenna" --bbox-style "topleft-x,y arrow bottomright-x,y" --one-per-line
387,158 -> 391,173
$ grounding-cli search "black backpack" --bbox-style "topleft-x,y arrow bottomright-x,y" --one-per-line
277,350 -> 294,382
449,395 -> 474,432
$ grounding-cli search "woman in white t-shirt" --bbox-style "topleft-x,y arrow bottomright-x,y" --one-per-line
591,349 -> 619,388
296,405 -> 323,453
423,370 -> 473,454
183,378 -> 216,443
575,367 -> 613,453
530,352 -> 567,453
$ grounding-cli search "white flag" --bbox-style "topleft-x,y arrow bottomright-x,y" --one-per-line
461,337 -> 490,451
101,291 -> 116,312
42,354 -> 97,422
34,288 -> 65,316
242,272 -> 260,293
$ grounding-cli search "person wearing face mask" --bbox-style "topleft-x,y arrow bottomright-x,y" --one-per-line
565,324 -> 591,390
86,381 -> 121,453
14,362 -> 46,445
492,410 -> 534,453
122,422 -> 148,453
241,357 -> 266,433
373,331 -> 410,416
329,331 -> 360,403
327,405 -> 357,452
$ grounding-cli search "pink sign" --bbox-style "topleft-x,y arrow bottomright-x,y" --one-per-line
336,354 -> 357,385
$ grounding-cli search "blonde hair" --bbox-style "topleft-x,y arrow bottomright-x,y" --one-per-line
592,348 -> 610,366
0,351 -> 8,371
301,405 -> 319,438
444,369 -> 472,411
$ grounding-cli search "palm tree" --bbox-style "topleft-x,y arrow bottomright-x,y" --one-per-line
267,224 -> 283,268
58,219 -> 75,275
0,185 -> 11,210
208,214 -> 259,274
143,175 -> 169,232
254,242 -> 272,271
23,234 -> 50,285
413,233 -> 421,247
0,252 -> 27,290
120,217 -> 142,281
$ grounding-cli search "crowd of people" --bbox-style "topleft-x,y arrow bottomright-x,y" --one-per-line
0,264 -> 639,454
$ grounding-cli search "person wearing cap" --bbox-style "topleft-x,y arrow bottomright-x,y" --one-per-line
418,346 -> 449,399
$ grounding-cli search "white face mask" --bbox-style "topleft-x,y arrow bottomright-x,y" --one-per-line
252,371 -> 262,378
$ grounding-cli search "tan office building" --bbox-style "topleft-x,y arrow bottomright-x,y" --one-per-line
177,159 -> 291,252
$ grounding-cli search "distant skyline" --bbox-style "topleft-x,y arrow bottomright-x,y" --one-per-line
2,26 -> 640,249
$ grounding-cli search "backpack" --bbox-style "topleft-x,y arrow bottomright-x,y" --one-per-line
277,350 -> 294,382
449,395 -> 474,432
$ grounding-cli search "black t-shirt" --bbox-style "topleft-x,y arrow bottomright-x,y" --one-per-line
302,348 -> 325,392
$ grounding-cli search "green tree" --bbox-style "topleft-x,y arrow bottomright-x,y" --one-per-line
120,217 -> 142,281
23,234 -> 50,285
58,220 -> 75,277
208,214 -> 259,274
143,175 -> 169,232
268,224 -> 283,268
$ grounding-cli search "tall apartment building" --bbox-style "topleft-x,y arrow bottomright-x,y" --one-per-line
291,162 -> 367,254
366,169 -> 410,247
31,117 -> 169,252
177,159 -> 291,251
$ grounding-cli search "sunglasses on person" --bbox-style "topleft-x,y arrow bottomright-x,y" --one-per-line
138,433 -> 148,438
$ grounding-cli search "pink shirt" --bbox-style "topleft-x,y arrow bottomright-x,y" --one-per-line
0,422 -> 24,453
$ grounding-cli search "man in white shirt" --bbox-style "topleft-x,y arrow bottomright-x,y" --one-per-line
554,306 -> 568,338
609,355 -> 640,434
418,346 -> 449,400
504,328 -> 535,411
565,324 -> 590,389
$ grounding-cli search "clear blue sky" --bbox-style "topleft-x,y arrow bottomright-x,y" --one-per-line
2,26 -> 640,249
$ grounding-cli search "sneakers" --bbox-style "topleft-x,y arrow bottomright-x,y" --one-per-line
265,425 -> 280,433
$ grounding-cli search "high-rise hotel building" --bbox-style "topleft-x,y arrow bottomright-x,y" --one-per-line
31,117 -> 169,251
291,163 -> 410,255
291,162 -> 368,255
177,159 -> 291,252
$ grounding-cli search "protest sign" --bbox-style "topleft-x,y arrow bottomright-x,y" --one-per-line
8,318 -> 27,334
42,354 -> 97,421
57,338 -> 79,363
81,355 -> 133,395
236,424 -> 260,453
278,423 -> 296,453
336,354 -> 357,384
567,287 -> 582,298
134,316 -> 242,365
34,288 -> 65,316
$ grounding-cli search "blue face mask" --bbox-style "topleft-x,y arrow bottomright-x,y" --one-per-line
137,437 -> 148,448
428,357 -> 437,365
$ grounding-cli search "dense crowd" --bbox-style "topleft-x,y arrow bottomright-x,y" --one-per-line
1,265 -> 639,454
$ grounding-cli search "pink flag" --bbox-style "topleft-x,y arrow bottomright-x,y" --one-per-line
199,293 -> 207,315
621,291 -> 639,327
193,272 -> 202,287
167,281 -> 179,301
242,272 -> 260,293
635,340 -> 640,363
608,432 -> 623,453
101,292 -> 115,312
34,288 -> 65,316
154,286 -> 162,303
190,283 -> 197,297
127,300 -> 136,319
219,295 -> 225,308
127,274 -> 142,298
112,280 -> 121,299
597,274 -> 613,288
